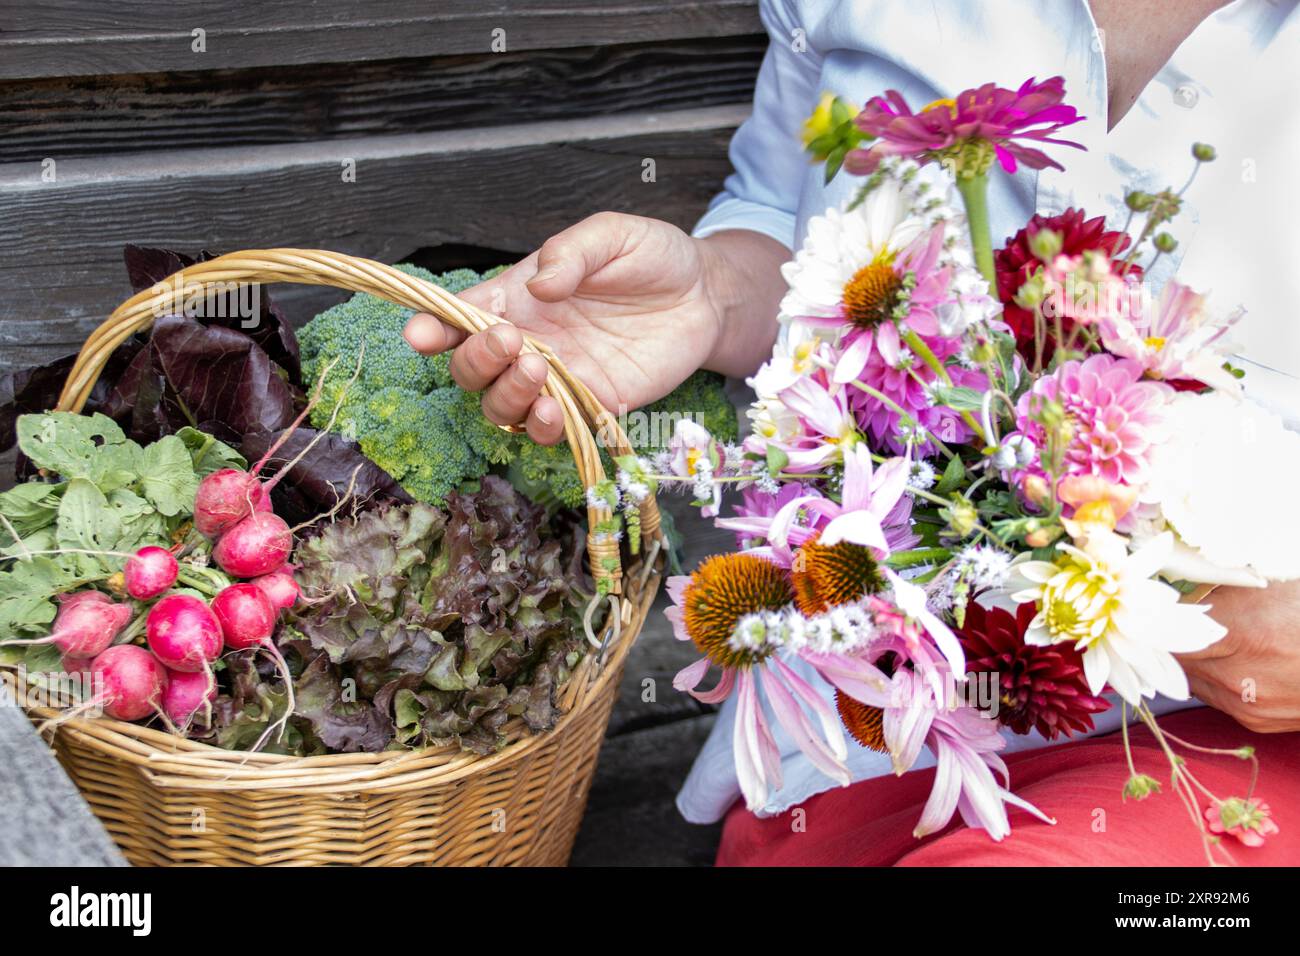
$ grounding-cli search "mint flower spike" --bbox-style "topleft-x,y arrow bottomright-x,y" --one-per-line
843,77 -> 1086,288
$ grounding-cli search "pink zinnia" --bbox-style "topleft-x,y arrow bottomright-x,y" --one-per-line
1012,354 -> 1171,487
846,76 -> 1084,176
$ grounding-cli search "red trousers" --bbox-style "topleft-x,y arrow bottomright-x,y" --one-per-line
717,708 -> 1300,866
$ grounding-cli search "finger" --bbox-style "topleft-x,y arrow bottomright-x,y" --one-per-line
480,352 -> 550,426
403,313 -> 465,355
449,325 -> 523,392
457,254 -> 537,313
526,395 -> 565,446
525,211 -> 631,302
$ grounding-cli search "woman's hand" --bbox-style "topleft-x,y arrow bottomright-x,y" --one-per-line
1178,579 -> 1300,733
402,212 -> 788,444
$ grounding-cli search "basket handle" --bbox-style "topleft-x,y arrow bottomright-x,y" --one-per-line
53,248 -> 663,593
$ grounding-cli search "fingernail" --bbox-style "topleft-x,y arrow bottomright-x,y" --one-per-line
486,327 -> 512,359
519,357 -> 545,384
535,405 -> 552,426
528,265 -> 560,285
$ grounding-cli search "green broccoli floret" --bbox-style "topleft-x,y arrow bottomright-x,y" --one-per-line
634,370 -> 739,452
299,263 -> 447,405
508,439 -> 587,511
443,387 -> 518,465
348,386 -> 488,505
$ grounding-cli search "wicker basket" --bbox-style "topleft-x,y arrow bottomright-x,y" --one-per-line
13,249 -> 665,866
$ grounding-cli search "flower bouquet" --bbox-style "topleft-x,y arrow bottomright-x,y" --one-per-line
615,77 -> 1299,861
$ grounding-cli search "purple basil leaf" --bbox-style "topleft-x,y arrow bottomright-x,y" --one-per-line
123,244 -> 301,383
150,313 -> 297,439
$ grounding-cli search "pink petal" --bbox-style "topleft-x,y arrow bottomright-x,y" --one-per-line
672,656 -> 710,693
761,667 -> 849,786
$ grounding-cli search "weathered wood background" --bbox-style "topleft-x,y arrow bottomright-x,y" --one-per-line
0,0 -> 762,371
0,0 -> 765,866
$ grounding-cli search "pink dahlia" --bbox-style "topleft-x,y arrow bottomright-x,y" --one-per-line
845,76 -> 1084,176
1012,354 -> 1171,487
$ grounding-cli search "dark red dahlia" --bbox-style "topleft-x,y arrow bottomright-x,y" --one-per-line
957,601 -> 1110,740
994,208 -> 1139,361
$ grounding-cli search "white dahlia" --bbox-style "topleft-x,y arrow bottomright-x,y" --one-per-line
1140,390 -> 1300,582
1007,529 -> 1226,705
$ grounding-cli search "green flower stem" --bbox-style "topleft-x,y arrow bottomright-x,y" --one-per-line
898,327 -> 987,445
883,547 -> 952,569
955,171 -> 997,290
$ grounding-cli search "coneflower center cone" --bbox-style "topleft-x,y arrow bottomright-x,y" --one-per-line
835,690 -> 888,753
683,553 -> 795,668
842,260 -> 903,329
791,534 -> 887,615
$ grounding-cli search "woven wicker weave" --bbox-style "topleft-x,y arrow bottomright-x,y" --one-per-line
13,249 -> 664,866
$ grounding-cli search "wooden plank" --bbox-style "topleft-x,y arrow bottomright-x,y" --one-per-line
0,104 -> 749,372
0,684 -> 127,865
0,0 -> 761,79
0,37 -> 764,163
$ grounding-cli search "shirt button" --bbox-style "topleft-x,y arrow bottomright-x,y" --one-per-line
1173,84 -> 1199,108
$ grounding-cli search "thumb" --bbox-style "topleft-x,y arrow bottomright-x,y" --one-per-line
525,212 -> 629,303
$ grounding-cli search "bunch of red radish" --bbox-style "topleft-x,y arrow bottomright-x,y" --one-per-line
35,455 -> 304,748
16,363 -> 353,746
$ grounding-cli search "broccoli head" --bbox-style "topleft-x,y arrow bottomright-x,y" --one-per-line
298,263 -> 738,511
347,386 -> 488,505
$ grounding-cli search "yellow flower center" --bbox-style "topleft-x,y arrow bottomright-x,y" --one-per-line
1039,553 -> 1121,648
922,97 -> 960,118
1144,336 -> 1167,351
791,340 -> 817,374
842,257 -> 902,330
684,447 -> 702,476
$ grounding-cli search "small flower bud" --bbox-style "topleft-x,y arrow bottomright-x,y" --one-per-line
1123,773 -> 1162,801
1012,270 -> 1047,309
1024,524 -> 1059,548
1020,474 -> 1052,508
1027,228 -> 1063,263
967,336 -> 998,365
991,444 -> 1018,471
1153,232 -> 1178,254
945,497 -> 980,537
1125,190 -> 1155,212
1192,142 -> 1217,162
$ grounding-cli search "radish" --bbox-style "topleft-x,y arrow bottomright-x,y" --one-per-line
212,582 -> 296,750
123,545 -> 180,600
0,590 -> 131,658
146,593 -> 223,673
160,668 -> 217,727
212,512 -> 293,578
191,355 -> 352,539
212,583 -> 278,649
90,645 -> 169,721
193,468 -> 272,537
249,567 -> 301,611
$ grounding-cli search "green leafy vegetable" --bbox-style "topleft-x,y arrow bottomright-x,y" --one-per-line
210,477 -> 586,755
